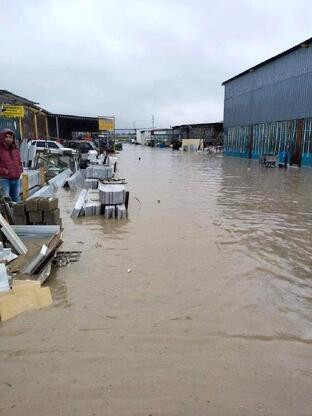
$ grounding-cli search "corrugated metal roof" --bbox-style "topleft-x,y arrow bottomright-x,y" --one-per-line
0,89 -> 39,105
172,122 -> 223,129
47,113 -> 98,121
222,37 -> 312,85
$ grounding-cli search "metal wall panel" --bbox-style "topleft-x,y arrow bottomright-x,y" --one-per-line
224,46 -> 312,128
0,118 -> 20,141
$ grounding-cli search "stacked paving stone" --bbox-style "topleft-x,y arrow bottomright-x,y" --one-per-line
13,197 -> 62,226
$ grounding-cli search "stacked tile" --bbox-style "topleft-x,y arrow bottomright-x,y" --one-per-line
98,184 -> 125,205
86,166 -> 113,180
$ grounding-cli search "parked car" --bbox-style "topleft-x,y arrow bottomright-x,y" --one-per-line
29,140 -> 77,156
63,140 -> 98,168
64,140 -> 98,159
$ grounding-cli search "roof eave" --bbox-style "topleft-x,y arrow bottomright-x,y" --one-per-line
222,36 -> 312,86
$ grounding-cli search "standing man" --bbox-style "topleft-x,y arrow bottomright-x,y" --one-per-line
0,128 -> 23,202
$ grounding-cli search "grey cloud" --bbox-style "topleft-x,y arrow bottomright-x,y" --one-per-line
1,0 -> 311,128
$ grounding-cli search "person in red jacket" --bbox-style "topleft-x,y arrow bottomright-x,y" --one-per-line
0,128 -> 23,202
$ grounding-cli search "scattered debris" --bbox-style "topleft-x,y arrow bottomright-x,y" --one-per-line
22,231 -> 63,281
53,251 -> 81,267
0,242 -> 18,263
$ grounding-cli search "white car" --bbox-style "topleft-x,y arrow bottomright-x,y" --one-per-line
29,140 -> 77,156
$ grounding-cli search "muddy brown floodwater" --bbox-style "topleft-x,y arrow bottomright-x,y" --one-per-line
1,144 -> 312,416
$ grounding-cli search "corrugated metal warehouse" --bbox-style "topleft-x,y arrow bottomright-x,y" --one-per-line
222,37 -> 312,167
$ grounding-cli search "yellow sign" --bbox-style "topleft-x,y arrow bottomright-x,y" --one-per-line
1,105 -> 25,118
98,117 -> 115,131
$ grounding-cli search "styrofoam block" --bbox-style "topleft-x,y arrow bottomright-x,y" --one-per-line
0,264 -> 10,292
48,168 -> 72,190
67,171 -> 84,191
86,166 -> 113,180
71,189 -> 88,218
98,184 -> 125,205
84,201 -> 101,216
83,179 -> 98,189
27,185 -> 54,200
116,204 -> 127,219
104,205 -> 116,219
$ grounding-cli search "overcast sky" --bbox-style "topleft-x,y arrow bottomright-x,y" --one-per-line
0,0 -> 311,128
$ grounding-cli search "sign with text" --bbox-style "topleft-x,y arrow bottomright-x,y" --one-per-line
1,105 -> 25,118
98,117 -> 115,131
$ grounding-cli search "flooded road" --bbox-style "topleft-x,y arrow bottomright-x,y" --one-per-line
1,144 -> 312,415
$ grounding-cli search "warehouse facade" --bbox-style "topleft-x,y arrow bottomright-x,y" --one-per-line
222,37 -> 312,167
172,122 -> 223,151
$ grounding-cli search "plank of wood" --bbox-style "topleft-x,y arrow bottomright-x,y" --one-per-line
22,174 -> 29,201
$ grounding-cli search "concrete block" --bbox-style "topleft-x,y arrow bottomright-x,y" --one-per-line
29,211 -> 43,223
25,198 -> 40,212
44,208 -> 60,225
39,197 -> 58,212
13,203 -> 26,217
14,216 -> 28,225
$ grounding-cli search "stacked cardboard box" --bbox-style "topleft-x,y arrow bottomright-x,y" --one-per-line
13,198 -> 62,226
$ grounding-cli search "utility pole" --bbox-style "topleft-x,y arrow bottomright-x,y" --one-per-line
152,115 -> 155,129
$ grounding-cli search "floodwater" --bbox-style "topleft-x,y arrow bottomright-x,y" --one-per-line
1,144 -> 312,415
